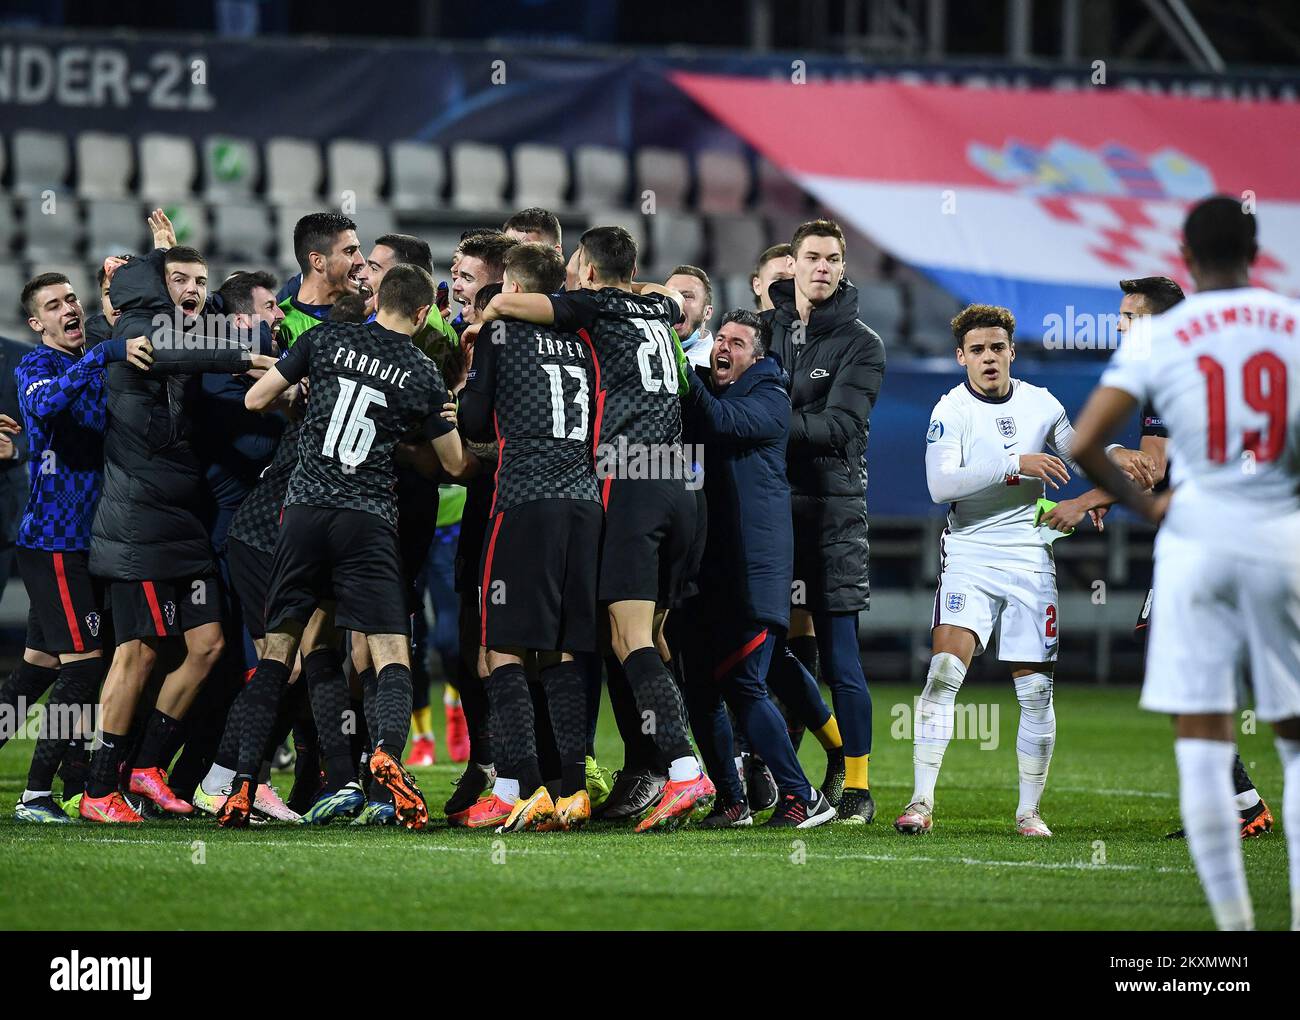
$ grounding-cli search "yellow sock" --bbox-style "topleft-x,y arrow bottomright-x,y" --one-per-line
412,705 -> 434,737
813,716 -> 843,752
846,754 -> 869,791
443,683 -> 460,706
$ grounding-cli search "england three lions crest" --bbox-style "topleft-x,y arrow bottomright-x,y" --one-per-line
996,417 -> 1016,439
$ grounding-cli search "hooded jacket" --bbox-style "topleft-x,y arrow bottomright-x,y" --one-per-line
683,355 -> 793,629
90,248 -> 253,581
762,277 -> 885,612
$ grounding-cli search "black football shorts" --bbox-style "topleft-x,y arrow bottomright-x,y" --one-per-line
479,498 -> 602,653
597,476 -> 697,608
108,573 -> 224,643
17,547 -> 107,655
265,504 -> 409,636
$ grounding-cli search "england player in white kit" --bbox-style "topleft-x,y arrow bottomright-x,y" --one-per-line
897,304 -> 1106,838
1074,196 -> 1300,931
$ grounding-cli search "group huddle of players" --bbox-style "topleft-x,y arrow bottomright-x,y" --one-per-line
1,205 -> 880,835
4,195 -> 1300,927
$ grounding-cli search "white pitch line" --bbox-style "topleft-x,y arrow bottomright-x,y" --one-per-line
56,835 -> 1193,876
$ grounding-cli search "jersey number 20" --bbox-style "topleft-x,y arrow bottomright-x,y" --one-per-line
322,378 -> 388,467
631,317 -> 679,394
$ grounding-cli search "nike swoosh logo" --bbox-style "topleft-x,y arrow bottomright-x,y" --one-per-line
809,368 -> 830,378
1004,442 -> 1016,448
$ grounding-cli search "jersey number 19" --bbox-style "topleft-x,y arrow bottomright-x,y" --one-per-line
322,378 -> 388,467
1197,353 -> 1287,464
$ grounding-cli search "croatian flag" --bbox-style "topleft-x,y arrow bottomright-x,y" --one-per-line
670,74 -> 1300,341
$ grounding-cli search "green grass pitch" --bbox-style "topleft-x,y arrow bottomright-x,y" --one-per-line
0,682 -> 1289,930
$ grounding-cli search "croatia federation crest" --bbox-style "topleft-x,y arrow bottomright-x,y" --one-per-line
84,611 -> 101,637
996,417 -> 1016,439
163,601 -> 177,627
945,592 -> 966,613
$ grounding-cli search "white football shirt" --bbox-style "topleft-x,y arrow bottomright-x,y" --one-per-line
1100,286 -> 1300,565
925,379 -> 1076,572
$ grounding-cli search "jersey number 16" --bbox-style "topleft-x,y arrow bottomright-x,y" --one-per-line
322,378 -> 388,468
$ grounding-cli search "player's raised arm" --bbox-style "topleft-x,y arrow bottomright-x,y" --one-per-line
247,331 -> 311,412
244,363 -> 295,413
925,403 -> 1017,502
455,323 -> 498,443
430,427 -> 478,482
630,280 -> 684,310
482,292 -> 554,325
1071,386 -> 1166,523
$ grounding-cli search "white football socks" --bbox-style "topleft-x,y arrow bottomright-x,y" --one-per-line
494,777 -> 520,805
1014,672 -> 1056,818
1276,736 -> 1300,931
912,652 -> 966,807
1176,738 -> 1254,931
1233,787 -> 1260,812
668,756 -> 701,783
201,763 -> 237,796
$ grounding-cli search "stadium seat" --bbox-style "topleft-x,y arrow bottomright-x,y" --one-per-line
75,132 -> 134,200
648,210 -> 704,268
157,202 -> 209,252
266,138 -> 324,206
389,141 -> 445,211
512,143 -> 569,209
274,204 -> 316,272
0,259 -> 25,330
327,140 -> 385,207
353,205 -> 397,242
635,147 -> 690,211
21,194 -> 82,261
908,274 -> 964,353
856,280 -> 906,339
12,130 -> 70,198
450,142 -> 508,211
767,212 -> 807,252
138,134 -> 199,203
203,136 -> 260,203
0,198 -> 17,258
707,214 -> 768,275
586,209 -> 646,260
573,145 -> 628,211
212,202 -> 273,261
756,156 -> 807,213
719,273 -> 758,313
39,262 -> 91,308
86,199 -> 146,258
696,150 -> 750,214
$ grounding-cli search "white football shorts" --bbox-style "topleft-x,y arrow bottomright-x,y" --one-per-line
933,558 -> 1059,663
1141,531 -> 1300,722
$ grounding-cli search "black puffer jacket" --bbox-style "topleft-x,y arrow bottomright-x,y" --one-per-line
762,278 -> 885,613
90,248 -> 251,582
